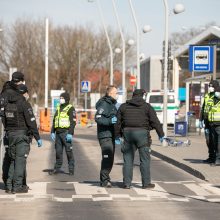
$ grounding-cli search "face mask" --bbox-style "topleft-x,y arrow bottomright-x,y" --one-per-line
208,87 -> 215,93
215,92 -> 220,99
24,93 -> 29,101
143,94 -> 146,100
60,98 -> 65,104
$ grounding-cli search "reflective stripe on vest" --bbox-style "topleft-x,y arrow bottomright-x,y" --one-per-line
54,104 -> 72,128
208,101 -> 220,122
204,93 -> 214,114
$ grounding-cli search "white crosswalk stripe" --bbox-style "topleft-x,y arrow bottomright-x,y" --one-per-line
1,181 -> 220,203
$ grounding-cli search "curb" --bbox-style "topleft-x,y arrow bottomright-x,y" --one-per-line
151,150 -> 206,181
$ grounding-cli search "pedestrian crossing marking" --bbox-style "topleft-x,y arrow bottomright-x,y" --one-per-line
200,183 -> 220,195
1,181 -> 220,203
184,183 -> 212,196
73,182 -> 108,195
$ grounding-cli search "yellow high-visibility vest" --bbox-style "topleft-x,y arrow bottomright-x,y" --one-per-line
54,104 -> 72,128
208,100 -> 220,122
204,93 -> 214,114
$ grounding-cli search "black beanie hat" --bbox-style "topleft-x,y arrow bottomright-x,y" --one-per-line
209,80 -> 219,90
17,84 -> 28,94
60,92 -> 70,103
132,89 -> 146,97
12,71 -> 24,83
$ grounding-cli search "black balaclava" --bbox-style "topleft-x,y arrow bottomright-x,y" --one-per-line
60,92 -> 70,104
132,89 -> 146,98
209,80 -> 219,91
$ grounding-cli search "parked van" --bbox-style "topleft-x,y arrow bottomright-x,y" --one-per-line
145,90 -> 179,125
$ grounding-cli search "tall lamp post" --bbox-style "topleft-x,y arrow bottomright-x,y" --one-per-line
128,0 -> 140,89
162,1 -> 185,146
88,0 -> 113,84
112,0 -> 126,101
45,18 -> 49,111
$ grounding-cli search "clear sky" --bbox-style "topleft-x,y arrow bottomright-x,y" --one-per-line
0,0 -> 219,57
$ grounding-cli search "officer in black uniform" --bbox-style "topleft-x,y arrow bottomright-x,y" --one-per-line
50,92 -> 76,175
95,85 -> 118,187
0,72 -> 27,190
4,84 -> 42,193
115,89 -> 164,189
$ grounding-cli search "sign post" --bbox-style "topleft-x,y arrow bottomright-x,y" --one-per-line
81,81 -> 91,110
130,75 -> 136,91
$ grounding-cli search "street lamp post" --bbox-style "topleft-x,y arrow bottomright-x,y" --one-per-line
45,18 -> 49,110
128,0 -> 140,89
162,1 -> 185,146
112,0 -> 126,102
78,46 -> 81,106
88,0 -> 113,85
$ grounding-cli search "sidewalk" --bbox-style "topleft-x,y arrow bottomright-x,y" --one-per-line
150,130 -> 220,184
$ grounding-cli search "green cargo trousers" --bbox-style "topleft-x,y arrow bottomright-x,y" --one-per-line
122,129 -> 152,187
6,130 -> 30,191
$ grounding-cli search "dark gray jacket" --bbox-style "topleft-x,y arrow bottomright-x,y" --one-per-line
95,95 -> 117,139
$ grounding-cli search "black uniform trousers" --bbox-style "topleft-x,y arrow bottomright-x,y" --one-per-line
205,124 -> 216,161
122,129 -> 151,187
54,131 -> 74,172
6,130 -> 30,191
98,137 -> 115,186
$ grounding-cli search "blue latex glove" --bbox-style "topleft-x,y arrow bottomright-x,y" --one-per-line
205,129 -> 209,134
159,136 -> 164,143
199,121 -> 204,129
51,133 -> 55,142
37,139 -> 43,147
111,116 -> 117,124
115,138 -> 121,145
66,134 -> 73,143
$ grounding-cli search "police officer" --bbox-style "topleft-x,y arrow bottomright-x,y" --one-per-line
4,84 -> 42,193
199,80 -> 219,164
115,89 -> 164,189
95,85 -> 118,187
50,92 -> 76,175
0,71 -> 27,190
208,86 -> 220,166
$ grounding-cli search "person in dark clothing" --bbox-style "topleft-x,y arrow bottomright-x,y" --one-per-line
0,71 -> 27,190
95,85 -> 118,187
4,84 -> 42,194
50,92 -> 76,175
115,89 -> 164,189
199,80 -> 219,164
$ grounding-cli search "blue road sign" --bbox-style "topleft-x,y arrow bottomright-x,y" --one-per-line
81,81 -> 91,93
189,45 -> 214,72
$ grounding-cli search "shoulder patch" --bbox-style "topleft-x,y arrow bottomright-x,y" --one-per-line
98,108 -> 104,114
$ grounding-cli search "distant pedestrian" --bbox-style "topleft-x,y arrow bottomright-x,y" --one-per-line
95,85 -> 118,187
115,89 -> 164,189
50,92 -> 76,175
199,80 -> 219,164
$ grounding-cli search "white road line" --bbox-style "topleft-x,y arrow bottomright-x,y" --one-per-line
72,195 -> 92,199
200,183 -> 220,195
73,182 -> 108,195
53,197 -> 73,202
93,197 -> 113,201
134,183 -> 169,198
184,183 -> 212,196
28,182 -> 50,196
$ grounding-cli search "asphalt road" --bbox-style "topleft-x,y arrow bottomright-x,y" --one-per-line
0,126 -> 220,220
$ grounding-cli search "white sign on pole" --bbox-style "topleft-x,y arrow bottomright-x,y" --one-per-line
81,81 -> 91,93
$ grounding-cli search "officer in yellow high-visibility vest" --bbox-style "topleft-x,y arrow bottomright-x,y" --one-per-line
208,86 -> 220,166
50,92 -> 76,175
199,80 -> 219,164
